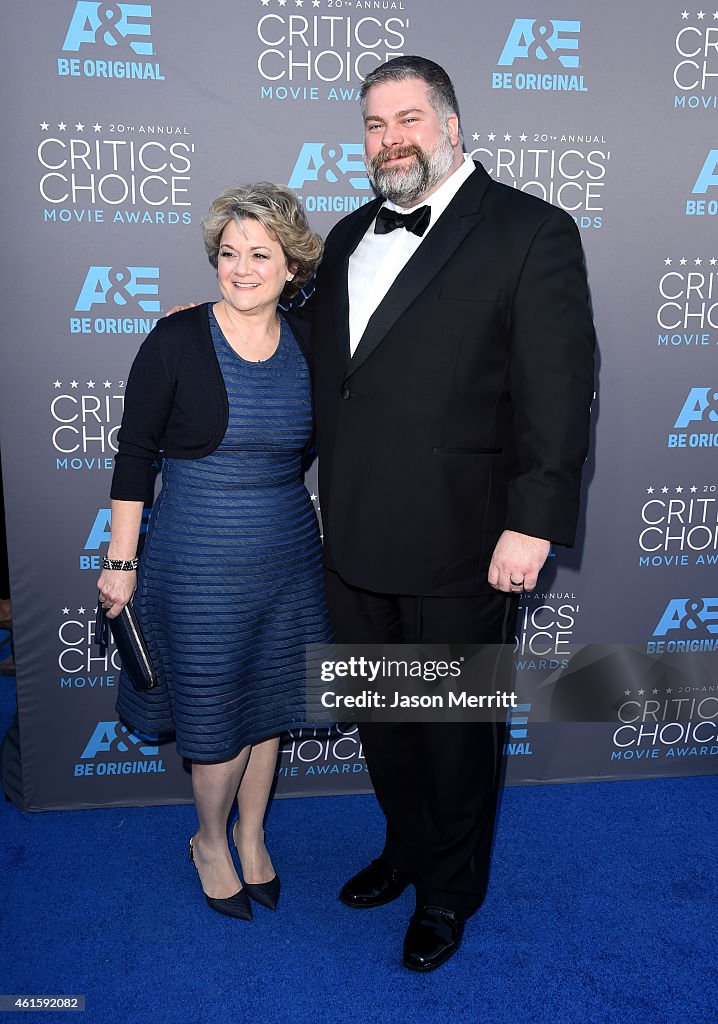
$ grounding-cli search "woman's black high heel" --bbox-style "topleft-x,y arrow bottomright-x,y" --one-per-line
189,836 -> 252,920
243,875 -> 281,911
232,822 -> 280,911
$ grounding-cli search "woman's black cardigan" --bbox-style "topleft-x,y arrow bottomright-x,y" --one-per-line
110,302 -> 311,503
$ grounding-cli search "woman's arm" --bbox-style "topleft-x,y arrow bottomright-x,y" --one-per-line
96,499 -> 144,618
110,325 -> 175,503
100,318 -> 178,613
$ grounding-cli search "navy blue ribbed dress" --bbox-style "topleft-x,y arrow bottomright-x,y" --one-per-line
116,304 -> 332,762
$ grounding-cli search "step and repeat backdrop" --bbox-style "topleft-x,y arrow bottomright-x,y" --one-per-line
1,1 -> 716,809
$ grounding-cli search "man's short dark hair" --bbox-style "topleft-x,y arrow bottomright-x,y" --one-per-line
359,56 -> 462,137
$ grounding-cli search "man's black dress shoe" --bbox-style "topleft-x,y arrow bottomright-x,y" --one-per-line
339,859 -> 411,908
402,905 -> 465,972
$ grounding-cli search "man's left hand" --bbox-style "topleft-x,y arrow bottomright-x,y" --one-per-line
488,530 -> 551,593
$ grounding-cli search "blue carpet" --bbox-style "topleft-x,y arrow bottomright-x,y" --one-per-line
0,643 -> 715,1024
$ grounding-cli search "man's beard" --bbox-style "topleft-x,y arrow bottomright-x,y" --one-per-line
365,128 -> 455,207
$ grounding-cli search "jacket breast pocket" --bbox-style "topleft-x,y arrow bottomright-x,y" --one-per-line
433,447 -> 503,456
438,287 -> 501,303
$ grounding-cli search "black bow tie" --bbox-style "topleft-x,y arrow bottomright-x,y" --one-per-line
374,205 -> 431,238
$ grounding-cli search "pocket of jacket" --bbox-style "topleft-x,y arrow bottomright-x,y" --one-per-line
433,447 -> 503,455
438,288 -> 500,303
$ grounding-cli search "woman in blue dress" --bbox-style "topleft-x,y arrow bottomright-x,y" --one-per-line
96,184 -> 331,919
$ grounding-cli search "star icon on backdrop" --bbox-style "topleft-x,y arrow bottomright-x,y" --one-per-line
62,607 -> 70,615
664,257 -> 672,265
697,10 -> 705,18
652,689 -> 659,695
70,380 -> 79,389
690,485 -> 697,492
666,688 -> 673,694
295,0 -> 304,5
624,690 -> 631,696
278,0 -> 286,5
504,133 -> 511,141
312,0 -> 320,6
679,257 -> 687,265
681,10 -> 689,17
40,121 -> 49,131
75,122 -> 84,131
711,257 -> 717,265
472,132 -> 480,141
87,380 -> 95,388
78,607 -> 86,616
695,257 -> 702,265
54,380 -> 62,388
103,380 -> 112,388
519,133 -> 527,142
487,132 -> 496,141
93,123 -> 102,132
58,122 -> 67,131
638,689 -> 645,695
646,486 -> 654,493
676,485 -> 683,493
661,486 -> 669,493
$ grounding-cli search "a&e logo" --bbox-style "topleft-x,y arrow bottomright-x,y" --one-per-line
81,721 -> 157,756
668,387 -> 718,449
74,720 -> 165,777
654,597 -> 718,635
71,265 -> 160,335
648,597 -> 718,653
494,19 -> 586,92
58,3 -> 164,81
62,2 -> 153,54
504,702 -> 533,756
686,150 -> 718,217
287,143 -> 371,215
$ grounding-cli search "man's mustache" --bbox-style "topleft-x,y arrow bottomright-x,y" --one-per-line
371,145 -> 422,169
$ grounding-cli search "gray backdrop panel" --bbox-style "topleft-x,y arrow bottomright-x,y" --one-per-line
0,1 -> 715,808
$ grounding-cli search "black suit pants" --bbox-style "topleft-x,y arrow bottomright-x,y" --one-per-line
324,569 -> 518,916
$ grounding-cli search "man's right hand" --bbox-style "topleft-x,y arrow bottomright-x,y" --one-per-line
164,303 -> 199,317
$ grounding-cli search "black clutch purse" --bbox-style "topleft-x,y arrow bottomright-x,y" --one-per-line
94,600 -> 157,692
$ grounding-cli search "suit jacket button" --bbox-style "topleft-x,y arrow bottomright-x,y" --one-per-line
341,386 -> 350,400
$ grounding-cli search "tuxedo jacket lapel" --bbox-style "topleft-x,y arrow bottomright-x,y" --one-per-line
345,165 -> 490,381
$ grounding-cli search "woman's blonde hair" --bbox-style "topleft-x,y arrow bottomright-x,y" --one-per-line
202,182 -> 323,298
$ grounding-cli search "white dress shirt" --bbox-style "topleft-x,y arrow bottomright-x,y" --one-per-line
348,153 -> 476,356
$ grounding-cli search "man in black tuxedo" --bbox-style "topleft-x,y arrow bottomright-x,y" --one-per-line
308,56 -> 595,971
